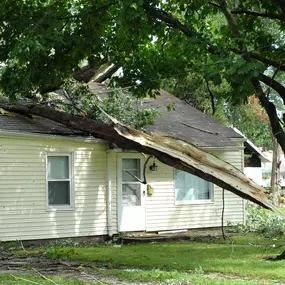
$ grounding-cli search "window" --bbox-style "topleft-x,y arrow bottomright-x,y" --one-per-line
175,169 -> 212,204
47,154 -> 74,209
121,158 -> 141,207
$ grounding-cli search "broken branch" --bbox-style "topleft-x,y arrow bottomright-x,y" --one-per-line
0,101 -> 281,214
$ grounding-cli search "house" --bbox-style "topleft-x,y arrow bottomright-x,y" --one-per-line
0,91 -> 246,241
263,155 -> 285,191
232,129 -> 271,185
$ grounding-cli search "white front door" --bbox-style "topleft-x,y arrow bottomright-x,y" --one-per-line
117,155 -> 146,232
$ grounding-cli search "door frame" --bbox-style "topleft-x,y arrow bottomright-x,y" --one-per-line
117,153 -> 146,232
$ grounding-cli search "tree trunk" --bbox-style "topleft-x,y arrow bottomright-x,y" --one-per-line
0,101 -> 282,215
270,135 -> 282,207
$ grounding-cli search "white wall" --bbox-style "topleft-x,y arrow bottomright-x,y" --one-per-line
111,147 -> 245,233
0,132 -> 245,240
0,134 -> 108,241
143,149 -> 245,232
244,167 -> 263,185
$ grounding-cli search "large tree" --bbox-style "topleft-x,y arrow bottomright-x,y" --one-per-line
0,0 -> 284,211
1,1 -> 285,150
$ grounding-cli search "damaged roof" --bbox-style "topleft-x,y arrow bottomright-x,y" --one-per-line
0,90 -> 243,148
142,90 -> 243,148
0,112 -> 85,136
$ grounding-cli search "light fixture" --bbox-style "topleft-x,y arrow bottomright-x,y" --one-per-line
149,160 -> 158,171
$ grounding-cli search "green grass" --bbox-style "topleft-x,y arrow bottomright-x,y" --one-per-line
0,274 -> 99,285
15,235 -> 285,284
94,268 -> 278,284
0,272 -> 277,285
42,240 -> 285,281
215,234 -> 285,246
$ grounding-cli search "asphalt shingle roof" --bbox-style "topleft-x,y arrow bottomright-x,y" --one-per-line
0,112 -> 85,136
0,90 -> 243,148
142,90 -> 242,148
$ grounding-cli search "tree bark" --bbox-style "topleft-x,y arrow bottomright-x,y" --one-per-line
0,101 -> 281,215
270,134 -> 282,207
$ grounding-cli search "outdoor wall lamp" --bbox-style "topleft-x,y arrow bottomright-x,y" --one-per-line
149,160 -> 158,171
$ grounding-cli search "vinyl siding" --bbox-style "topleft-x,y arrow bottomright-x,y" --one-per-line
0,131 -> 245,240
144,148 -> 245,232
0,134 -> 108,241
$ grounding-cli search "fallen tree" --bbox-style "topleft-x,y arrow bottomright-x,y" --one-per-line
0,101 -> 281,214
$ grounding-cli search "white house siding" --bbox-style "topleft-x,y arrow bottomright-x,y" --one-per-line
108,152 -> 118,235
0,134 -> 108,241
145,149 -> 245,232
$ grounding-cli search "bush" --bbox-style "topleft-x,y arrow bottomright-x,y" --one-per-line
243,203 -> 285,238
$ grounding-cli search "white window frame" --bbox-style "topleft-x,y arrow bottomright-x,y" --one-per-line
46,153 -> 75,211
174,169 -> 214,205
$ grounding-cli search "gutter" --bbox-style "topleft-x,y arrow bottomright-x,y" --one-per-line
107,151 -> 113,237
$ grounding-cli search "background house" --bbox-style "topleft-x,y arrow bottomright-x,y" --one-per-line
232,128 -> 271,185
0,92 -> 245,241
262,154 -> 285,192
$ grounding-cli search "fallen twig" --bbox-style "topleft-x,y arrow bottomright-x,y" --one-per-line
80,271 -> 104,284
32,268 -> 59,285
10,274 -> 41,285
20,240 -> 26,252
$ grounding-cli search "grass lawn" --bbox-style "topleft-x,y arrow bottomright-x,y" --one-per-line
44,243 -> 285,278
0,274 -> 100,285
21,234 -> 283,284
0,272 -> 278,285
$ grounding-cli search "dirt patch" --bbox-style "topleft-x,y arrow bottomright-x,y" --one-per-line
0,252 -> 151,284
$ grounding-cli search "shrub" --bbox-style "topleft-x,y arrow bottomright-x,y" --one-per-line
243,203 -> 285,238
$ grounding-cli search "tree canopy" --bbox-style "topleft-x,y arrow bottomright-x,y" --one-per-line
1,0 -> 284,211
1,1 -> 285,152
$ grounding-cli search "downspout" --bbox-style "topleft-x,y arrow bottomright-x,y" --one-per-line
107,152 -> 113,237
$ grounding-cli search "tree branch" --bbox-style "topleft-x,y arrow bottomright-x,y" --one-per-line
209,2 -> 283,21
0,100 -> 279,212
231,48 -> 285,72
273,0 -> 285,21
253,78 -> 285,153
73,65 -> 99,83
219,0 -> 240,38
217,0 -> 285,156
231,10 -> 283,21
259,74 -> 285,104
206,80 -> 216,115
95,64 -> 119,83
143,2 -> 199,38
142,1 -> 217,52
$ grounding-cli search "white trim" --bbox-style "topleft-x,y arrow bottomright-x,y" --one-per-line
106,148 -> 139,153
174,169 -> 214,206
0,130 -> 106,144
107,152 -> 113,237
46,153 -> 75,211
231,137 -> 247,143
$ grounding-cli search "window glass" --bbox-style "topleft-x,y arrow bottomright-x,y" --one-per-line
175,169 -> 210,202
122,184 -> 141,206
48,156 -> 69,179
121,158 -> 141,207
48,181 -> 70,205
47,155 -> 72,208
122,158 -> 140,182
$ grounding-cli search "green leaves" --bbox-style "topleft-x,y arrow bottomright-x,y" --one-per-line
0,0 -> 284,148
